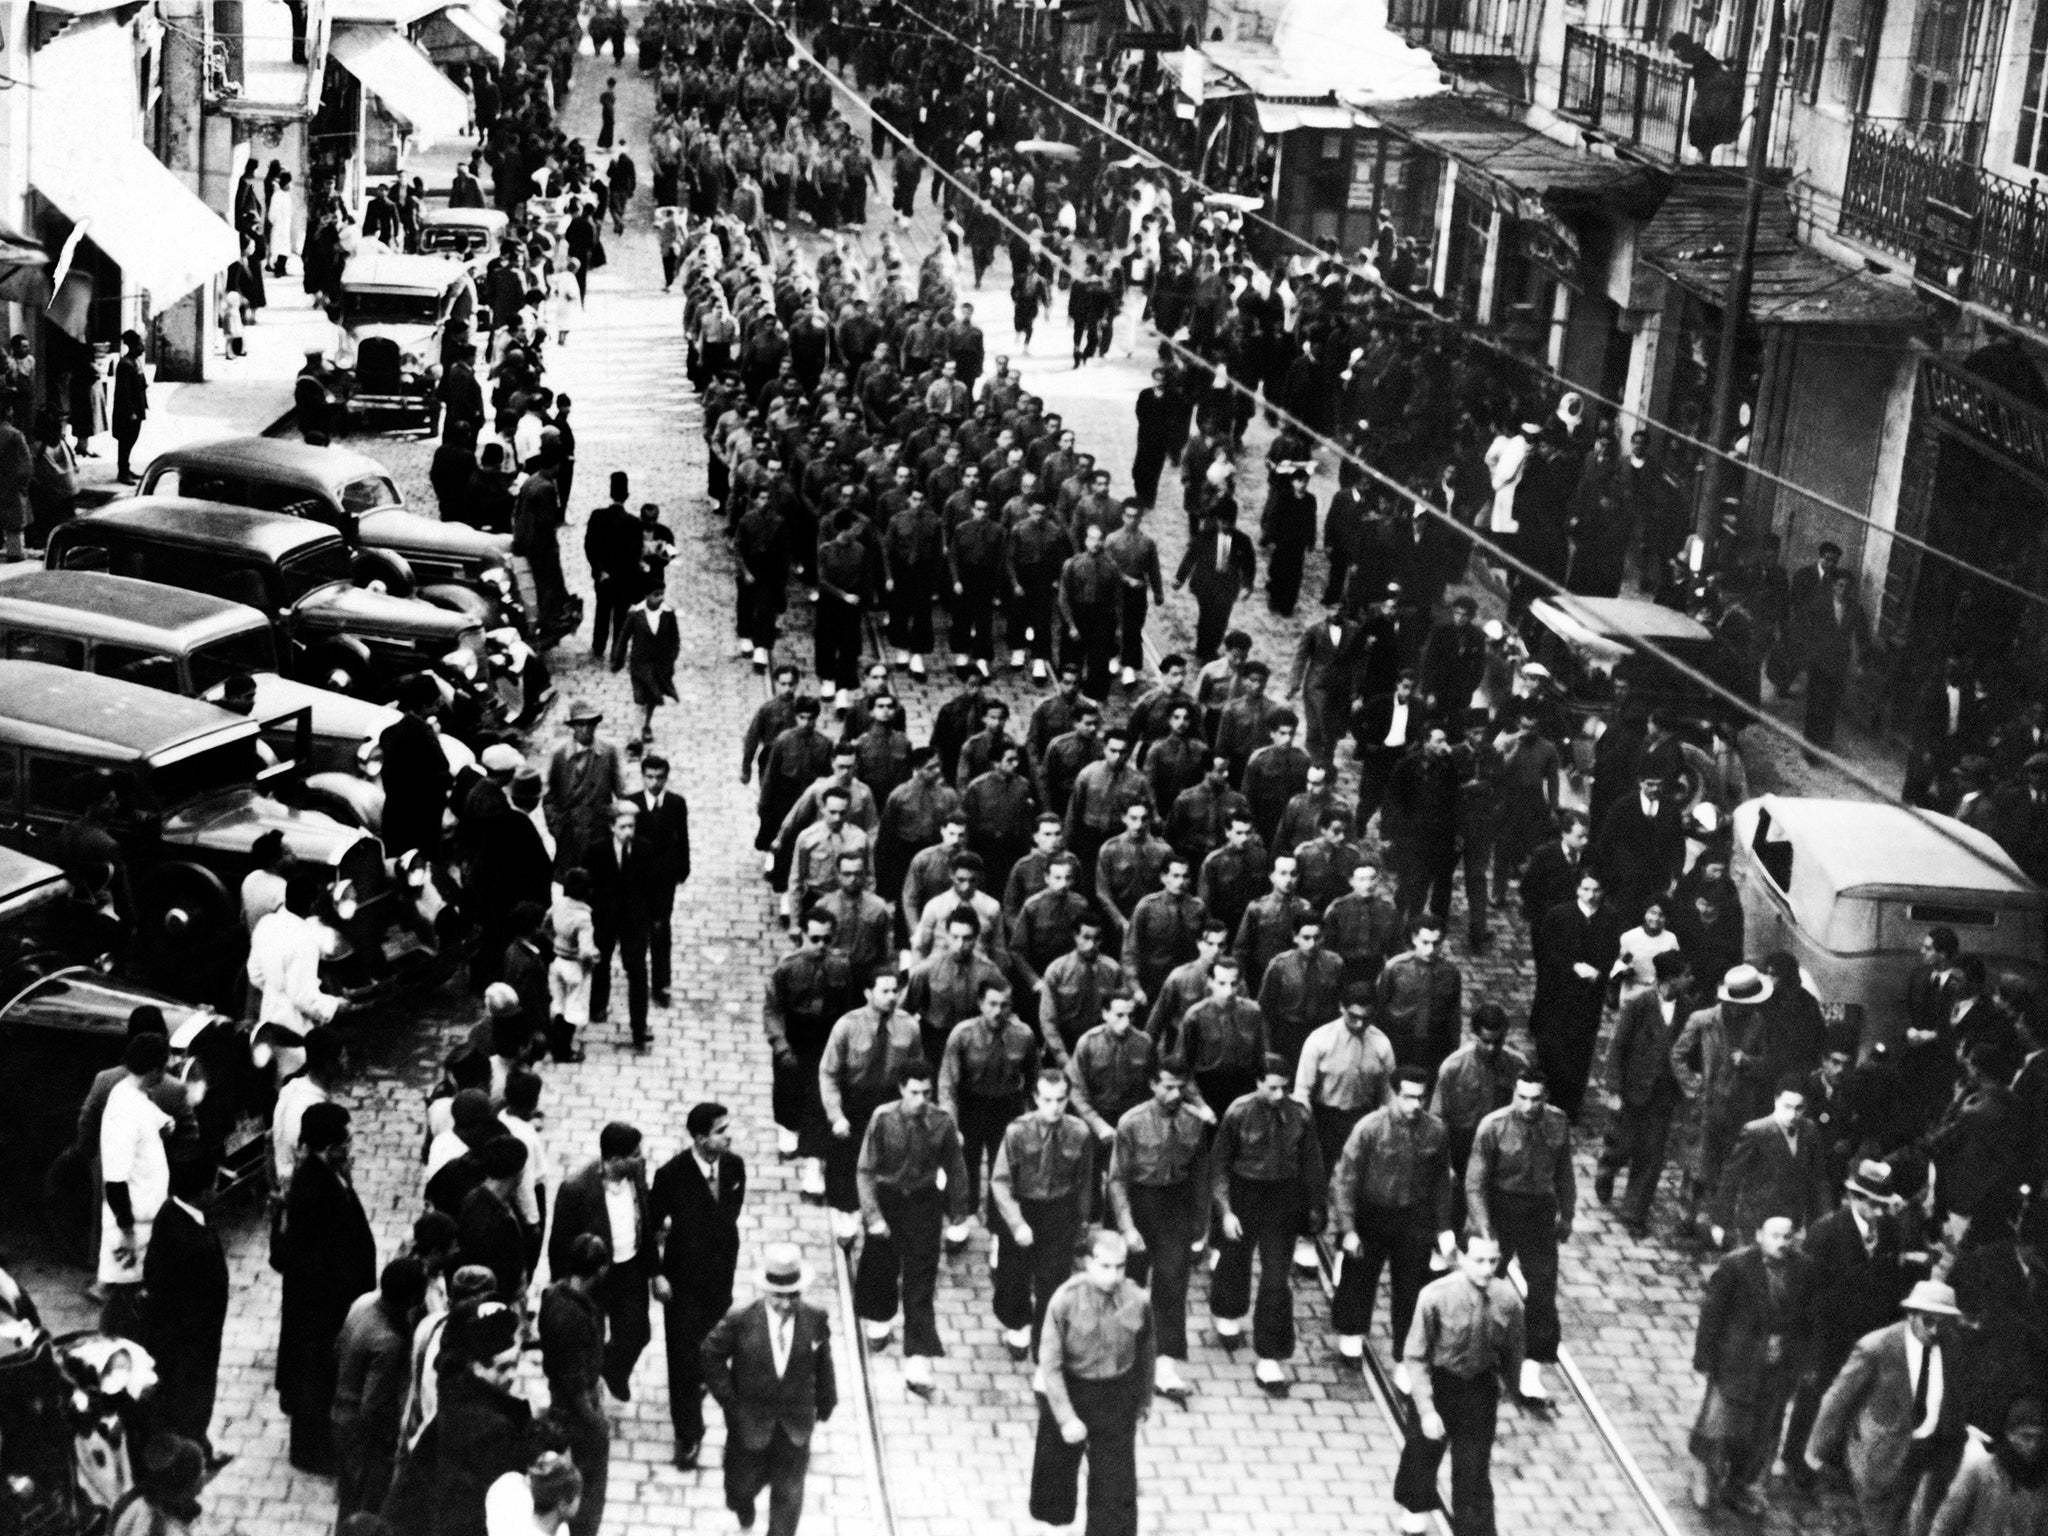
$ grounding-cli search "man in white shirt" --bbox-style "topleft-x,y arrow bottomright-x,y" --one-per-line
247,875 -> 347,1078
100,1032 -> 176,1332
272,1025 -> 343,1193
549,1122 -> 654,1401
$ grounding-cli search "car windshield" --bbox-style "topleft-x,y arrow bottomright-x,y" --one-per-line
422,227 -> 484,255
342,476 -> 402,515
278,541 -> 355,601
343,290 -> 442,327
149,736 -> 261,810
188,628 -> 280,692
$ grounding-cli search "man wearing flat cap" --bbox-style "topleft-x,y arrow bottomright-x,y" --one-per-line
545,701 -> 627,879
703,1242 -> 837,1536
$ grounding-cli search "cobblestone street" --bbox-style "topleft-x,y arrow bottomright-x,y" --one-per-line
0,23 -> 1881,1536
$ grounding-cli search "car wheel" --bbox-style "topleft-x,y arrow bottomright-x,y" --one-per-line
135,863 -> 234,958
353,548 -> 418,598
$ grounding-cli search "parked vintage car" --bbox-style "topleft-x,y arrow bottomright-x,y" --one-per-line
328,249 -> 474,429
1521,594 -> 1749,804
419,206 -> 510,277
43,500 -> 511,741
1730,795 -> 2046,1054
135,436 -> 525,632
0,568 -> 479,794
0,845 -> 263,1209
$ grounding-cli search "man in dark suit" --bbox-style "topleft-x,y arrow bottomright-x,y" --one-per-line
549,1122 -> 655,1400
585,471 -> 644,661
1691,1214 -> 1815,1515
502,901 -> 552,1053
1597,951 -> 1691,1233
113,330 -> 147,482
378,673 -> 452,861
1416,596 -> 1486,720
703,1242 -> 838,1536
1351,671 -> 1424,826
1518,810 -> 1589,928
1592,770 -> 1686,928
629,754 -> 691,1009
1172,506 -> 1255,662
142,1150 -> 230,1467
1528,870 -> 1625,1120
586,800 -> 660,1048
1784,1160 -> 1923,1482
1286,602 -> 1366,767
652,1102 -> 746,1469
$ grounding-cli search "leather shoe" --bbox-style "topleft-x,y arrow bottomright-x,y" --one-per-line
734,1505 -> 756,1530
673,1444 -> 700,1470
1593,1172 -> 1614,1205
554,1049 -> 586,1064
652,989 -> 672,1007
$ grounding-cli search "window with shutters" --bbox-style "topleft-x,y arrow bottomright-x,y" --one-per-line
1834,0 -> 1888,112
1905,0 -> 1971,132
2013,0 -> 2048,171
1791,0 -> 1835,101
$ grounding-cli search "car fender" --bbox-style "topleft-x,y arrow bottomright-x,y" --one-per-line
353,547 -> 418,598
306,634 -> 378,696
419,581 -> 496,627
297,771 -> 386,835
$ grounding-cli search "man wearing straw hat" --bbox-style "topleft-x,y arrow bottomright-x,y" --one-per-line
1806,1278 -> 1970,1536
703,1242 -> 837,1536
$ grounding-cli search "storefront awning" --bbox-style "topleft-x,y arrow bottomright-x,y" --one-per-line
330,24 -> 472,142
1640,169 -> 1924,326
33,136 -> 240,305
414,4 -> 503,63
1254,100 -> 1356,133
0,225 -> 53,307
1365,94 -> 1671,222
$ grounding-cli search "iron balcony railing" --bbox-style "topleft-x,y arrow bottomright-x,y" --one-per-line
1838,117 -> 2048,329
1387,0 -> 1540,62
1557,25 -> 1692,163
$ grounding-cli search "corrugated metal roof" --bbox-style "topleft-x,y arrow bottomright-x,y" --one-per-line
1365,94 -> 1670,218
1639,168 -> 1924,326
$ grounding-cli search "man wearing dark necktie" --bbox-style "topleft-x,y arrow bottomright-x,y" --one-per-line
652,1102 -> 746,1469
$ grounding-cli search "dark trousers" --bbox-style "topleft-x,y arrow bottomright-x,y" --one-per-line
1123,1181 -> 1199,1359
738,574 -> 783,650
1394,840 -> 1457,929
1028,1371 -> 1141,1536
954,577 -> 998,661
723,1423 -> 809,1536
1461,827 -> 1493,938
1332,1203 -> 1433,1356
664,1294 -> 722,1452
1394,1368 -> 1500,1535
1266,541 -> 1306,615
592,577 -> 634,658
824,1096 -> 882,1213
154,1339 -> 221,1458
1784,1339 -> 1857,1472
1805,663 -> 1849,749
993,1195 -> 1082,1348
1118,587 -> 1149,670
1192,594 -> 1236,662
115,421 -> 141,478
592,920 -> 651,1044
815,597 -> 865,689
647,887 -> 675,994
1016,572 -> 1058,661
1597,1094 -> 1675,1224
597,1263 -> 651,1397
958,1092 -> 1019,1211
332,1414 -> 393,1525
1490,1192 -> 1560,1362
1067,601 -> 1117,698
887,565 -> 938,653
1210,1175 -> 1300,1358
1321,548 -> 1352,606
772,1015 -> 832,1157
854,1184 -> 945,1355
1132,444 -> 1167,507
1533,1003 -> 1602,1121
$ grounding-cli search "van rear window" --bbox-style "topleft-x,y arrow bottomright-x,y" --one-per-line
1907,903 -> 1998,927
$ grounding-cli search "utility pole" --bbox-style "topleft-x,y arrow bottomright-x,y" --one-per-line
1692,0 -> 1785,565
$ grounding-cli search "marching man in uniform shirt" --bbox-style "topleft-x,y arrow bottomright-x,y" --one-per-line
1392,1231 -> 1527,1536
1028,1229 -> 1156,1536
988,1069 -> 1097,1358
854,1061 -> 969,1395
1108,1062 -> 1211,1400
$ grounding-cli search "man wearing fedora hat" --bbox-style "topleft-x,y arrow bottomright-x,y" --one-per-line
1673,964 -> 1774,1239
1784,1158 -> 1924,1487
544,702 -> 627,882
702,1242 -> 838,1536
1807,1279 -> 1970,1536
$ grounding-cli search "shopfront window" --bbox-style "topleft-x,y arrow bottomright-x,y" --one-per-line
2014,0 -> 2048,171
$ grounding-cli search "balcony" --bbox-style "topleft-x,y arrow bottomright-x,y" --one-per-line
1838,118 -> 2048,330
1386,0 -> 1541,71
1558,25 -> 1691,163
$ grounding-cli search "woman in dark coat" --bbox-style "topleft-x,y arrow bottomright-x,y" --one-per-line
277,1102 -> 377,1474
